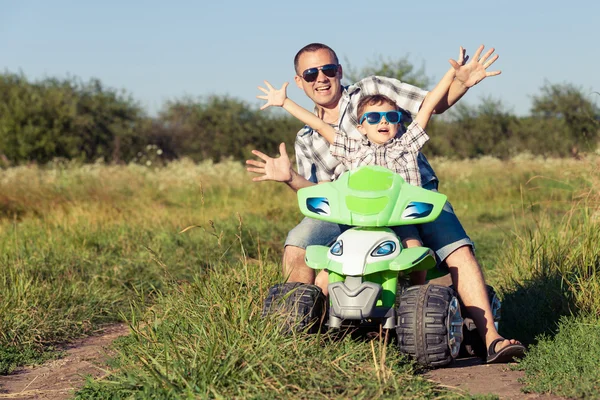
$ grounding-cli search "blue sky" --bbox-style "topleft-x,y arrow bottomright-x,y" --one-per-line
2,0 -> 599,117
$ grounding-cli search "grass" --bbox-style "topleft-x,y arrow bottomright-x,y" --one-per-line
0,154 -> 598,398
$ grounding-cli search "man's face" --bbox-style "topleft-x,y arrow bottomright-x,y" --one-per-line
294,49 -> 343,109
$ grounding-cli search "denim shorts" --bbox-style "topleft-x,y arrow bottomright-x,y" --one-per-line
284,180 -> 473,263
284,218 -> 419,248
416,181 -> 474,263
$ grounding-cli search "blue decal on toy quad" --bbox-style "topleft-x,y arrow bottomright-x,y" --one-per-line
371,240 -> 396,257
306,197 -> 331,216
401,202 -> 434,219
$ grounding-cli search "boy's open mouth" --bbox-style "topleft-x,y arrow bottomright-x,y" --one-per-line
378,127 -> 390,133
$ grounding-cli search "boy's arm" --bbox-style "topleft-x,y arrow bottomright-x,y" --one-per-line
415,66 -> 456,130
257,81 -> 336,143
398,122 -> 430,153
432,45 -> 501,114
281,99 -> 336,144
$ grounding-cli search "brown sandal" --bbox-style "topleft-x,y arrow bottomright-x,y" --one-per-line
486,338 -> 526,364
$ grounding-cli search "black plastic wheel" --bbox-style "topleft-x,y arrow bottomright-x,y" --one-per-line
396,284 -> 463,368
262,282 -> 326,333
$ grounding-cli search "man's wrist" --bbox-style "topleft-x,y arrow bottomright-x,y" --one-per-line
285,169 -> 295,184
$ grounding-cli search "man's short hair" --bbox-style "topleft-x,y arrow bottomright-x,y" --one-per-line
294,43 -> 339,75
356,94 -> 400,120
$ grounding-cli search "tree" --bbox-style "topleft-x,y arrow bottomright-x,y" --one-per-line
158,95 -> 298,162
343,55 -> 431,88
0,73 -> 144,164
426,97 -> 518,159
531,82 -> 600,154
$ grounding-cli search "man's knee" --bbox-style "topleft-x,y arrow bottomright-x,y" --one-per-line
283,245 -> 314,284
445,244 -> 478,268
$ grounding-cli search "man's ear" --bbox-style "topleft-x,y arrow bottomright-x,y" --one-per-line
294,75 -> 303,89
338,64 -> 343,80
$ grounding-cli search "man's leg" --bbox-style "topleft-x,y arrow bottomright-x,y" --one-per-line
445,245 -> 520,353
417,183 -> 522,356
283,245 -> 314,284
283,217 -> 343,292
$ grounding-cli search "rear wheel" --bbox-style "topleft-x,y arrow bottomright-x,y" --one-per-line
396,284 -> 463,368
262,282 -> 326,333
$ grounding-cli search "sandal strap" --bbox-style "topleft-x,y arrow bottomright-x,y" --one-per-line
488,337 -> 505,356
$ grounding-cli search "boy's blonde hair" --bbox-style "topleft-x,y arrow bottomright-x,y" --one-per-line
357,94 -> 399,121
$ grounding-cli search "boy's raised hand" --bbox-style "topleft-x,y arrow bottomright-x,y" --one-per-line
450,44 -> 501,88
257,81 -> 289,110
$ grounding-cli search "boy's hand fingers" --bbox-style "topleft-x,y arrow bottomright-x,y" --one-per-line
448,59 -> 461,71
479,47 -> 495,64
472,44 -> 484,61
483,54 -> 499,69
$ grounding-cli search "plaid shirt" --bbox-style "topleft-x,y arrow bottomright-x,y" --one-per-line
331,121 -> 429,186
295,76 -> 438,185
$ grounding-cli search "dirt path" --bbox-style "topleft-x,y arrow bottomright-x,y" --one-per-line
0,324 -> 129,400
1,326 -> 564,400
425,357 -> 564,399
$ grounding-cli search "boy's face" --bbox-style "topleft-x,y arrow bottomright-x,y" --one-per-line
357,103 -> 400,145
294,49 -> 343,109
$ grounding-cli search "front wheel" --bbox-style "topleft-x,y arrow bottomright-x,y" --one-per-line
396,284 -> 463,368
262,282 -> 326,333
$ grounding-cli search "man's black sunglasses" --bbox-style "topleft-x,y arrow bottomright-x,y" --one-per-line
301,64 -> 339,82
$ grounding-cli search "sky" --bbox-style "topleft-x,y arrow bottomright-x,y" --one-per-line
2,0 -> 599,117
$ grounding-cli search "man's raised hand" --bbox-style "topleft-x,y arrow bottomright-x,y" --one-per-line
450,45 -> 501,88
246,142 -> 293,182
257,81 -> 289,110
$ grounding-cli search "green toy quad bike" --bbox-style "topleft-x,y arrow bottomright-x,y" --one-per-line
263,165 -> 500,367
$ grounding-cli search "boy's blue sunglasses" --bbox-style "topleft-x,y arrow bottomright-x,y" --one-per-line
359,111 -> 402,125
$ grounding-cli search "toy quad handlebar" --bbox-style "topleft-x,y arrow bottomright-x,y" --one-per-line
298,165 -> 447,227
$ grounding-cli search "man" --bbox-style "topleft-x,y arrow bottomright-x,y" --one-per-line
247,43 -> 524,363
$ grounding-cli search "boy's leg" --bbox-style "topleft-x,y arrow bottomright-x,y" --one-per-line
283,217 -> 344,292
418,182 -> 522,355
392,225 -> 426,285
315,270 -> 330,296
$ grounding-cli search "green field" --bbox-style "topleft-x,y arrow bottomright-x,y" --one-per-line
1,155 -> 599,398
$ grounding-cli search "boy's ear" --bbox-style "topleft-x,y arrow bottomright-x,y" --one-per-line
357,124 -> 367,135
294,75 -> 303,89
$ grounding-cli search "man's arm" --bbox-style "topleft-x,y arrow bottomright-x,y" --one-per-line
432,45 -> 501,114
246,143 -> 315,192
